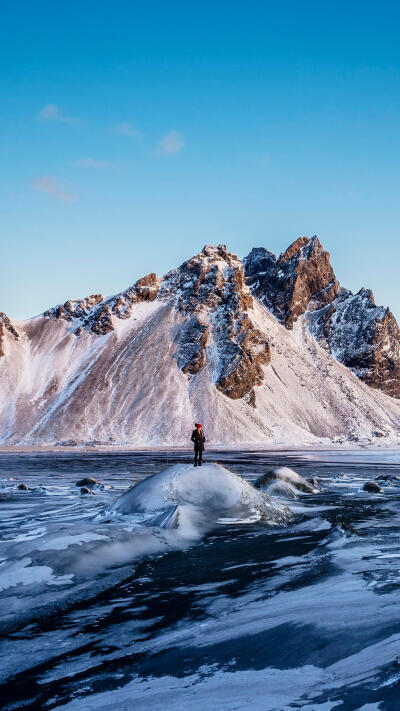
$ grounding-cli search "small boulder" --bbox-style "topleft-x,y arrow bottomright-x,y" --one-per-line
363,481 -> 383,494
17,483 -> 30,491
80,487 -> 95,495
255,467 -> 315,494
76,477 -> 100,488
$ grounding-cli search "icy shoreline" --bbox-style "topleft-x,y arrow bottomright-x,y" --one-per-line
2,442 -> 400,455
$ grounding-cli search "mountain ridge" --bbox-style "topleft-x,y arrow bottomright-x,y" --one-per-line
1,236 -> 400,446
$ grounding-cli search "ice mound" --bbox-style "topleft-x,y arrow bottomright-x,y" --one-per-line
255,466 -> 315,494
109,462 -> 291,526
263,479 -> 299,500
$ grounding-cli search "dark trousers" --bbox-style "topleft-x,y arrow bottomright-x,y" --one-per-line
194,447 -> 203,466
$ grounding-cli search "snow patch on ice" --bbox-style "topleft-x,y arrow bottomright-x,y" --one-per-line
0,557 -> 74,592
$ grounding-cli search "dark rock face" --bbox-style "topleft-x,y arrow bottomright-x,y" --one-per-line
164,245 -> 270,400
215,313 -> 270,399
244,236 -> 339,329
307,288 -> 400,399
176,316 -> 208,375
0,313 -> 20,357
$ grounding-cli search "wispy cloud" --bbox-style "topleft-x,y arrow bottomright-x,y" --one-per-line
32,176 -> 77,203
73,158 -> 113,169
156,131 -> 185,156
115,122 -> 142,137
37,104 -> 78,124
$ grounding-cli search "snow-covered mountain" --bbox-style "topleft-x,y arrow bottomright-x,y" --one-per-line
1,238 -> 400,447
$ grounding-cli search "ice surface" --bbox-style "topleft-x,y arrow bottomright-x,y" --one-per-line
2,450 -> 400,711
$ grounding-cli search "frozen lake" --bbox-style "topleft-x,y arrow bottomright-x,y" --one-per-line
1,449 -> 400,710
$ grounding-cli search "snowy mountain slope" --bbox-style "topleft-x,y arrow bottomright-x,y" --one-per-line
1,241 -> 400,446
306,287 -> 400,398
244,236 -> 400,398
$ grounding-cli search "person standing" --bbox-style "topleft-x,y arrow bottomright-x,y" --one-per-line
191,423 -> 205,467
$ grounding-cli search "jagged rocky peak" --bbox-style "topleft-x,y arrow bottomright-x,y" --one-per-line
0,312 -> 20,357
160,244 -> 252,312
307,286 -> 400,398
163,244 -> 270,402
244,235 -> 339,328
111,273 -> 159,319
44,294 -> 104,322
243,247 -> 276,277
44,274 -> 160,335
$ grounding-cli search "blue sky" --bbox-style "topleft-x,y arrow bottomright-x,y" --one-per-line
1,0 -> 400,319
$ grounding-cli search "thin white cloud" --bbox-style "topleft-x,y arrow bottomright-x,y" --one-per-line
73,158 -> 112,168
115,122 -> 142,137
156,131 -> 185,156
37,104 -> 78,124
32,176 -> 77,203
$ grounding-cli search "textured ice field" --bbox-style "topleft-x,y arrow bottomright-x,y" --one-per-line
1,450 -> 400,710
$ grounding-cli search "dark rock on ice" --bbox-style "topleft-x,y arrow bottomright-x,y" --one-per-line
76,477 -> 100,487
363,481 -> 384,493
